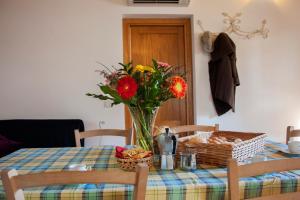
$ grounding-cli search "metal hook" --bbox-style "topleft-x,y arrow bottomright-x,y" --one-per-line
198,13 -> 269,39
197,20 -> 206,32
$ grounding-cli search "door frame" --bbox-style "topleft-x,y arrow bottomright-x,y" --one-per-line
123,18 -> 194,131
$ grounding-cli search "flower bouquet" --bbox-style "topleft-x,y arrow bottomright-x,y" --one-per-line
87,60 -> 187,152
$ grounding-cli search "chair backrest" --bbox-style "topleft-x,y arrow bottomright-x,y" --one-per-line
171,124 -> 219,136
75,128 -> 133,147
153,120 -> 181,136
227,158 -> 300,200
1,163 -> 148,200
156,120 -> 181,128
286,126 -> 300,144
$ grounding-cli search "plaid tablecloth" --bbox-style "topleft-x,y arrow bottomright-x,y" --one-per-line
0,140 -> 300,200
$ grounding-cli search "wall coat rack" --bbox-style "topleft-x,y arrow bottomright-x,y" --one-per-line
198,12 -> 270,39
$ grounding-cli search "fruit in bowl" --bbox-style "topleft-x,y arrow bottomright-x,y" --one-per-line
115,146 -> 153,171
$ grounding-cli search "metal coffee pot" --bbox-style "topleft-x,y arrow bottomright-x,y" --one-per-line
155,128 -> 178,170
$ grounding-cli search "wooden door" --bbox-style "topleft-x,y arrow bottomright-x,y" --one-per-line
123,18 -> 194,131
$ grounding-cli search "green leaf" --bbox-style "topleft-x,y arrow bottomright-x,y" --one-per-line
152,59 -> 158,70
100,86 -> 122,101
111,101 -> 121,106
86,93 -> 113,101
118,62 -> 132,73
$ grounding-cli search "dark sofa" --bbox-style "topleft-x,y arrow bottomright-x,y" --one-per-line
0,119 -> 84,157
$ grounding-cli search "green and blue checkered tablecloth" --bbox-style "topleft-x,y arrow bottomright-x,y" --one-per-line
0,140 -> 299,200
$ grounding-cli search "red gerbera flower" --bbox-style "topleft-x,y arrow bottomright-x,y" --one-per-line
116,76 -> 138,100
169,76 -> 187,99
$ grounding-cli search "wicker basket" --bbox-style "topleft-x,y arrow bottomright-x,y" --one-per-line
116,156 -> 153,171
176,131 -> 266,166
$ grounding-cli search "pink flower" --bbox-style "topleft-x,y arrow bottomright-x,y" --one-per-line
157,61 -> 171,68
104,72 -> 117,85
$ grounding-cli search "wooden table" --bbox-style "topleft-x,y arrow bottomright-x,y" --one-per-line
0,140 -> 300,200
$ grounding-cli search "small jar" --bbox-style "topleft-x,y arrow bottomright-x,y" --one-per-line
179,152 -> 197,171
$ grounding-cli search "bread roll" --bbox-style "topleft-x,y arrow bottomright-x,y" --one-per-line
185,136 -> 206,146
234,138 -> 243,143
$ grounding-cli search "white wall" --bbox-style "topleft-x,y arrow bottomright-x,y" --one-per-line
0,0 -> 299,144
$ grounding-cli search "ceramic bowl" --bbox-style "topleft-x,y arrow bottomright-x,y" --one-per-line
288,141 -> 300,154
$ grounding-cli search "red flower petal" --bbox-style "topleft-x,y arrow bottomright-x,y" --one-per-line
116,76 -> 138,100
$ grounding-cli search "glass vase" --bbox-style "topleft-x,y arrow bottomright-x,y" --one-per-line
128,106 -> 159,152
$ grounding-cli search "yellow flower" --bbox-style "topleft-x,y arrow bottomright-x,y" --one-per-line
133,65 -> 155,73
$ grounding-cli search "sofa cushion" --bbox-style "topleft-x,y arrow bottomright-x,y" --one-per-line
0,134 -> 22,157
0,119 -> 84,149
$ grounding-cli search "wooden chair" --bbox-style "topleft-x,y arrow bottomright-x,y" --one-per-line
75,129 -> 133,147
156,120 -> 181,128
227,158 -> 300,200
286,126 -> 300,144
153,120 -> 181,136
1,163 -> 148,200
171,124 -> 219,136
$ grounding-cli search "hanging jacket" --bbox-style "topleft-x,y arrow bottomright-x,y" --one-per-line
209,33 -> 240,116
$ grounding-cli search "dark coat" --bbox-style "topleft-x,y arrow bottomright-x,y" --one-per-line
209,33 -> 240,116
